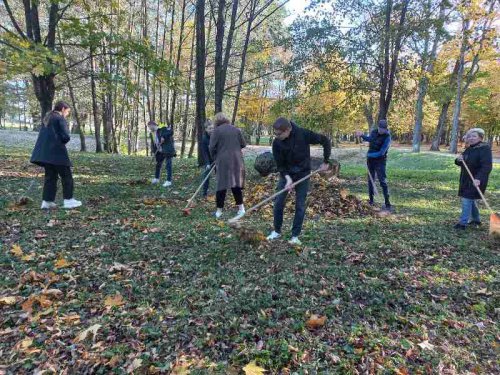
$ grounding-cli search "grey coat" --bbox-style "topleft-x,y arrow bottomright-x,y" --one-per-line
209,123 -> 246,191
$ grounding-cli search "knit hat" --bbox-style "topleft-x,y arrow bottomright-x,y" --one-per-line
378,119 -> 388,129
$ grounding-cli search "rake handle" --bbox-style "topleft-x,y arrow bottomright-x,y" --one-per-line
461,159 -> 495,214
228,169 -> 322,223
184,164 -> 216,209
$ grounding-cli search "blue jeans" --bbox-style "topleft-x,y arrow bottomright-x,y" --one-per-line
155,153 -> 172,181
367,158 -> 390,207
273,176 -> 310,237
459,198 -> 480,225
202,165 -> 211,196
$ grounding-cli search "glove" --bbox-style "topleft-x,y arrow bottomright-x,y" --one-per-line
205,164 -> 211,171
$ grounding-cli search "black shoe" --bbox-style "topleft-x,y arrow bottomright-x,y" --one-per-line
454,223 -> 467,230
382,204 -> 394,212
469,221 -> 482,227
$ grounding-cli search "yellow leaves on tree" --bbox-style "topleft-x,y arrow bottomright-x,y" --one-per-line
243,361 -> 267,375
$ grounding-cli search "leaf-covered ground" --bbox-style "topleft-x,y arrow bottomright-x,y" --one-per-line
1,146 -> 499,374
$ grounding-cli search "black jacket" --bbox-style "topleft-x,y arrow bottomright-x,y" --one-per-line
201,132 -> 212,165
272,122 -> 331,180
30,112 -> 71,167
455,142 -> 492,199
151,127 -> 176,157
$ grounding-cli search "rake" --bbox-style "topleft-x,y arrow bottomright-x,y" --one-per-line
182,164 -> 216,216
462,159 -> 500,237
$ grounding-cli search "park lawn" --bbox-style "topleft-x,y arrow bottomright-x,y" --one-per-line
0,146 -> 499,374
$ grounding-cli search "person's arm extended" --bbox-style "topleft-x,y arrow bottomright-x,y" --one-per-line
306,129 -> 331,163
367,135 -> 391,158
53,117 -> 71,144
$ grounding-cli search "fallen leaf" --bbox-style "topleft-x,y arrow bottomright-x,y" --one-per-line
14,338 -> 33,351
74,324 -> 102,343
243,361 -> 266,375
11,244 -> 23,257
0,296 -> 17,305
306,314 -> 327,329
126,358 -> 143,373
42,289 -> 64,299
104,293 -> 125,308
54,257 -> 71,269
21,253 -> 35,261
417,340 -> 435,351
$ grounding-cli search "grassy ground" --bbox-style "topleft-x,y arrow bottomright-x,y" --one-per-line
0,146 -> 499,374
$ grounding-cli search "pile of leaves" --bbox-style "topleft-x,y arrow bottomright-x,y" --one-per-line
245,174 -> 374,220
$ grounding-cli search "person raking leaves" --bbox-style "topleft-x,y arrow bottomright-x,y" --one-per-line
148,120 -> 176,187
355,119 -> 393,212
453,127 -> 493,230
266,117 -> 331,245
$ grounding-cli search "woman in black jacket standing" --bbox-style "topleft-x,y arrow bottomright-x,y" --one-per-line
31,101 -> 82,209
454,128 -> 493,229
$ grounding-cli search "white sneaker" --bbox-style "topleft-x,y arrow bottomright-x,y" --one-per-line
266,231 -> 281,241
288,237 -> 302,245
162,180 -> 172,187
215,209 -> 223,219
63,198 -> 82,209
41,201 -> 57,209
151,178 -> 160,184
234,207 -> 245,219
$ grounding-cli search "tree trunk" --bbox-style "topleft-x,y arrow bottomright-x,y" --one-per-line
231,0 -> 258,124
169,0 -> 187,127
195,0 -> 206,165
430,100 -> 450,151
181,31 -> 196,157
449,17 -> 470,154
214,0 -> 226,113
90,47 -> 103,153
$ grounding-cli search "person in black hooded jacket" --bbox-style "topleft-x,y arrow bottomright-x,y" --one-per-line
148,121 -> 176,187
31,101 -> 82,210
201,120 -> 214,197
453,128 -> 493,229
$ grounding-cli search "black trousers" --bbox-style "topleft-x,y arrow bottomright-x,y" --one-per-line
43,164 -> 74,201
216,187 -> 243,208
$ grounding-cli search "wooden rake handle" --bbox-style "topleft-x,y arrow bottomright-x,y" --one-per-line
461,159 -> 495,214
228,169 -> 322,223
184,164 -> 216,209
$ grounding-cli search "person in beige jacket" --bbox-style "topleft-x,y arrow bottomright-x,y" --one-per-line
209,112 -> 246,218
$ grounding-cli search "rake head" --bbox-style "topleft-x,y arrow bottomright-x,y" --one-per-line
182,208 -> 192,216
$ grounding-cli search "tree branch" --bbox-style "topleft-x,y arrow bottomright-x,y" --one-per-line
2,0 -> 28,39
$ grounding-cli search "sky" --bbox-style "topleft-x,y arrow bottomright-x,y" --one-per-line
284,0 -> 310,25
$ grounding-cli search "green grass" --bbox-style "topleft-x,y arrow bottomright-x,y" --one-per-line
0,147 -> 499,374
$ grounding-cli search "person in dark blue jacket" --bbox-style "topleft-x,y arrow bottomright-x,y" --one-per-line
148,121 -> 176,187
356,119 -> 392,211
201,120 -> 214,197
31,101 -> 82,209
267,118 -> 331,245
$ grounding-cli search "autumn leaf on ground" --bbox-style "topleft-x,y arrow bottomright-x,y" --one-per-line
104,293 -> 125,308
126,358 -> 143,373
54,257 -> 71,269
74,324 -> 102,343
306,314 -> 327,329
21,253 -> 35,261
417,340 -> 435,351
11,244 -> 23,257
14,338 -> 33,351
0,296 -> 18,305
21,294 -> 53,313
243,361 -> 266,375
42,289 -> 63,299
